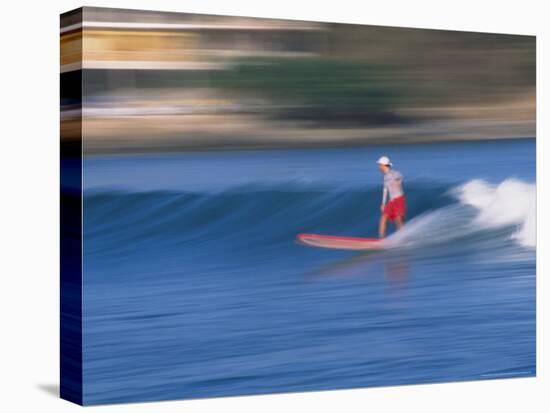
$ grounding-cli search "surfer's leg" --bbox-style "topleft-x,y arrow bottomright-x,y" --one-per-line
379,214 -> 388,238
395,216 -> 404,230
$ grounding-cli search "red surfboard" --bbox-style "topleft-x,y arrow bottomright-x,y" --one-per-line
296,233 -> 384,250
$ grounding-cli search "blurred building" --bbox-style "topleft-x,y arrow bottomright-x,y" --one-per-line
61,7 -> 326,73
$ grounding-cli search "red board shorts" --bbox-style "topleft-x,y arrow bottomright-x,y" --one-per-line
383,195 -> 406,222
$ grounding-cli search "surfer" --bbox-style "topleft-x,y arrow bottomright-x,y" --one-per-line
377,156 -> 406,238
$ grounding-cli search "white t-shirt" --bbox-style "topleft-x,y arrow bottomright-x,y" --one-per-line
383,169 -> 404,203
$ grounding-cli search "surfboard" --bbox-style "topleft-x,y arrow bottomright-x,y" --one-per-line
296,233 -> 384,250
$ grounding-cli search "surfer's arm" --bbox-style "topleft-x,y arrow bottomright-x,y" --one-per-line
381,187 -> 388,211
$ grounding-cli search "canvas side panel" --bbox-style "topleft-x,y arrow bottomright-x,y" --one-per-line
60,7 -> 83,406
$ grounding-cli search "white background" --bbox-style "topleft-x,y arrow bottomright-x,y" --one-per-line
0,0 -> 547,411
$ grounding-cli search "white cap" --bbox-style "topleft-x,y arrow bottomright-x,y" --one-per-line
376,156 -> 392,166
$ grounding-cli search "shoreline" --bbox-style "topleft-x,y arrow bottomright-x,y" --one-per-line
81,135 -> 535,157
77,116 -> 535,155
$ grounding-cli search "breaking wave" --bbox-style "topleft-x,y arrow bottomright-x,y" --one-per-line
83,178 -> 535,262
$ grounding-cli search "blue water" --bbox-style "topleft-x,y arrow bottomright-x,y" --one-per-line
82,139 -> 536,405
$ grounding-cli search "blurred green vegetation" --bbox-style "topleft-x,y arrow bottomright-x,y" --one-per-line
213,57 -> 404,126
84,58 -> 407,126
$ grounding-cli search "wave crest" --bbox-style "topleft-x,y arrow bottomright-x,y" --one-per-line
83,179 -> 535,256
455,179 -> 535,248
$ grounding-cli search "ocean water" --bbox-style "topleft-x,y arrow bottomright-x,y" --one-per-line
82,139 -> 536,405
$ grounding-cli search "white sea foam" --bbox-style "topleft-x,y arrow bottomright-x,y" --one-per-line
385,179 -> 536,250
455,179 -> 536,248
385,203 -> 474,248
